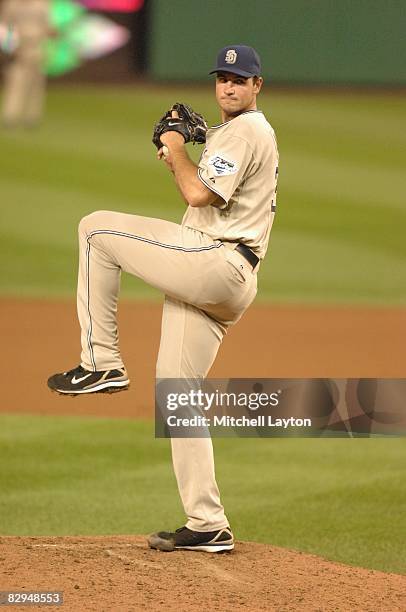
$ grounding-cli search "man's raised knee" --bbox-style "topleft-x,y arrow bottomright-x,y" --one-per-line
78,210 -> 111,237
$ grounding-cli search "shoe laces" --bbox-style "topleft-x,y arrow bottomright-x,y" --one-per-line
66,365 -> 87,377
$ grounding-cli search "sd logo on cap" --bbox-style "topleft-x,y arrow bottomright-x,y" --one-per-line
210,45 -> 262,77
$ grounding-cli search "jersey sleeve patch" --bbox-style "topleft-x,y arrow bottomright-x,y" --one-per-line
208,154 -> 238,177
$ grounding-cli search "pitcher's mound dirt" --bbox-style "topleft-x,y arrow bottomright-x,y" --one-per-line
0,536 -> 405,612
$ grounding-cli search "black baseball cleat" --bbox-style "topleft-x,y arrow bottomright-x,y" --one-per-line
47,365 -> 129,395
148,526 -> 234,553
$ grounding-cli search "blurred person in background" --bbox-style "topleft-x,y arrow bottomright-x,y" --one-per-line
1,0 -> 52,128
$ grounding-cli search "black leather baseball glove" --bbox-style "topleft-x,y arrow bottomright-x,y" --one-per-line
152,102 -> 208,149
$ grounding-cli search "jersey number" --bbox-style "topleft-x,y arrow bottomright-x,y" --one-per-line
271,166 -> 278,213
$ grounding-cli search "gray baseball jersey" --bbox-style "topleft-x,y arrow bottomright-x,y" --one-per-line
183,110 -> 279,258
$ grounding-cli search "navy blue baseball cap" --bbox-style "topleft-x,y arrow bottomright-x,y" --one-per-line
210,45 -> 262,77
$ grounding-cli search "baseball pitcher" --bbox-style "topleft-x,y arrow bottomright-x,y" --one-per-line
48,45 -> 279,553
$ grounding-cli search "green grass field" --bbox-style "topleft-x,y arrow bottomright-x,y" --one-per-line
0,413 -> 404,574
1,85 -> 405,303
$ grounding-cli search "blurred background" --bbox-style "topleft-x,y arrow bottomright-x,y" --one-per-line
0,0 -> 405,303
